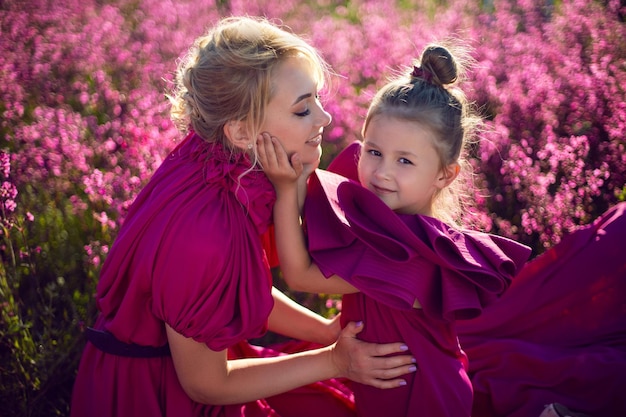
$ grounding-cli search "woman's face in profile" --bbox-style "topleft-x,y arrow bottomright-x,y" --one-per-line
261,55 -> 332,168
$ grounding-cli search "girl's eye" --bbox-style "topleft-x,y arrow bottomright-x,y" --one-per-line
295,109 -> 311,117
367,149 -> 382,157
399,157 -> 414,165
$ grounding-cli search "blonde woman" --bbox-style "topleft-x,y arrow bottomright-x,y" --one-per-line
70,16 -> 415,417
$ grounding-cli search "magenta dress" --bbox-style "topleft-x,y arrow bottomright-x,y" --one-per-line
304,142 -> 531,417
70,131 -> 355,417
457,201 -> 626,417
319,142 -> 626,417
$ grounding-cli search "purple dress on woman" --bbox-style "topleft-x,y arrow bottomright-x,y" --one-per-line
316,141 -> 626,417
70,131 -> 355,417
304,142 -> 531,417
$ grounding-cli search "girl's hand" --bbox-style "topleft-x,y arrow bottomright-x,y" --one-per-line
257,133 -> 302,189
329,321 -> 417,389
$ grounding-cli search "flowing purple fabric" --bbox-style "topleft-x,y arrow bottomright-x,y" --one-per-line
305,143 -> 531,417
70,132 -> 355,417
307,169 -> 531,320
457,202 -> 626,417
322,141 -> 626,417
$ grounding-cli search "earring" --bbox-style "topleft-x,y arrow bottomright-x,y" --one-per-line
247,143 -> 253,150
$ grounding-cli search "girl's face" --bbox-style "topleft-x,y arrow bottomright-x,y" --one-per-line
358,115 -> 449,216
261,55 -> 332,167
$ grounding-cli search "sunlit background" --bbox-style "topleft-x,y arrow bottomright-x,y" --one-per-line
1,1 -> 624,415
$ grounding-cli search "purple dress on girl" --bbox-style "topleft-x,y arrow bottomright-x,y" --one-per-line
457,201 -> 626,417
304,142 -> 531,417
70,131 -> 354,417
315,141 -> 626,417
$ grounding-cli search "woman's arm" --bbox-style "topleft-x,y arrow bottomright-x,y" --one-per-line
257,133 -> 358,294
268,286 -> 341,345
166,321 -> 415,405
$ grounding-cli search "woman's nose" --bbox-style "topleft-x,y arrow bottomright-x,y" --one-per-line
317,106 -> 332,127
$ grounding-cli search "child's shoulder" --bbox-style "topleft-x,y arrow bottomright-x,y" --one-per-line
327,141 -> 361,181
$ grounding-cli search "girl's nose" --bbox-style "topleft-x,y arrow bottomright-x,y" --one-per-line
374,162 -> 390,180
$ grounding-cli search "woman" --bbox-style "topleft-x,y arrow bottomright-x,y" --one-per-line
70,16 -> 414,417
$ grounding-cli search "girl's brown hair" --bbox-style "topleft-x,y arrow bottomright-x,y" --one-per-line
362,43 -> 481,226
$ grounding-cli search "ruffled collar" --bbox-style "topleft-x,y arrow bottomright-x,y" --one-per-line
185,131 -> 276,235
305,168 -> 531,317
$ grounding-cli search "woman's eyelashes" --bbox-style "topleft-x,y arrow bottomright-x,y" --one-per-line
294,94 -> 322,117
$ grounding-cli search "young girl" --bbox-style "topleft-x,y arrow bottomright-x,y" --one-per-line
258,43 -> 531,417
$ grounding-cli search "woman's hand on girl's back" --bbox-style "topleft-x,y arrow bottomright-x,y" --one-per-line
330,321 -> 416,389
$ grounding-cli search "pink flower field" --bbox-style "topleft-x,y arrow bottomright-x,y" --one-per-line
1,0 -> 624,415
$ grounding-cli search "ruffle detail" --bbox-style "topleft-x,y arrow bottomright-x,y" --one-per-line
184,131 -> 276,235
305,169 -> 531,321
98,130 -> 276,351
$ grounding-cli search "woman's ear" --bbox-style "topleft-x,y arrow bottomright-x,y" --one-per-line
223,120 -> 251,151
436,162 -> 460,189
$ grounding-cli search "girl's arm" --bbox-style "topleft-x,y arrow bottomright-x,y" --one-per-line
166,321 -> 414,405
257,133 -> 358,295
268,286 -> 341,346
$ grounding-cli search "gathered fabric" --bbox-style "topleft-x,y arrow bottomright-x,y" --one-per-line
319,141 -> 626,417
307,168 -> 530,320
70,131 -> 355,417
304,141 -> 531,417
458,202 -> 626,417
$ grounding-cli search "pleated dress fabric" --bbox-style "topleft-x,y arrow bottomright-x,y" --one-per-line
321,141 -> 626,417
70,132 -> 355,417
306,142 -> 531,417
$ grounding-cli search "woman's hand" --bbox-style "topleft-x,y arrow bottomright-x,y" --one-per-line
329,321 -> 417,389
325,313 -> 342,344
268,288 -> 345,346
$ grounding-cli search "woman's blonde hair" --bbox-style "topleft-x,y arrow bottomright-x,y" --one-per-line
169,16 -> 330,150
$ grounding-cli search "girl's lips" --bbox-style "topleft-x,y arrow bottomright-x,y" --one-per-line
371,184 -> 394,194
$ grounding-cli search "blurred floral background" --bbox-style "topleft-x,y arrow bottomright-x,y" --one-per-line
1,0 -> 625,415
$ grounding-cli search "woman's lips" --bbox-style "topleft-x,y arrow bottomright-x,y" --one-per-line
306,135 -> 322,145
